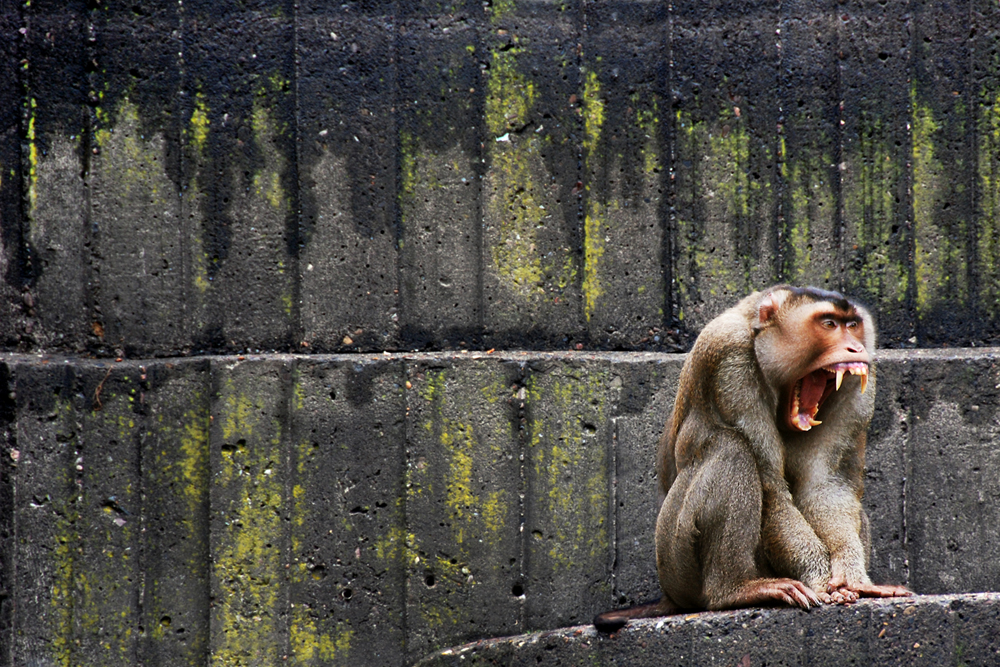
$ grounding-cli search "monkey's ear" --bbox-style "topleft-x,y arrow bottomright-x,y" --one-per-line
758,292 -> 780,324
757,288 -> 791,325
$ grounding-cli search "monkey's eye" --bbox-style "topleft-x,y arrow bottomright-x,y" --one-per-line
820,319 -> 837,329
846,320 -> 859,329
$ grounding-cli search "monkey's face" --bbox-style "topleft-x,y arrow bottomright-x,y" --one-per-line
757,293 -> 872,432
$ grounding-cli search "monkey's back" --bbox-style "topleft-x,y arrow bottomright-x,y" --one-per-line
657,291 -> 764,497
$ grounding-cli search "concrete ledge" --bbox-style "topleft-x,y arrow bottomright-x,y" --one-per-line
416,593 -> 1000,666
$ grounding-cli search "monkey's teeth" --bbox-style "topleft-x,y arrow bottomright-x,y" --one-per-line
824,363 -> 870,393
808,416 -> 823,426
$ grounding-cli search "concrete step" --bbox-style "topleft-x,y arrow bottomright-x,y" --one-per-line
1,348 -> 998,666
416,593 -> 1000,666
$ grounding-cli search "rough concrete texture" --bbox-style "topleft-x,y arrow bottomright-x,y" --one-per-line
2,349 -> 1000,665
6,4 -> 1000,354
415,594 -> 1000,667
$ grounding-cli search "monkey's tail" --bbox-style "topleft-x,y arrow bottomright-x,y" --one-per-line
593,598 -> 678,633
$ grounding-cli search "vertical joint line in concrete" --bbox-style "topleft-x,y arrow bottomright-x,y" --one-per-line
280,357 -> 297,662
288,5 -> 304,350
609,416 -> 619,599
774,2 -> 787,283
510,360 -> 529,632
82,8 -> 99,348
903,11 -> 918,343
833,18 -> 846,289
665,0 -> 678,328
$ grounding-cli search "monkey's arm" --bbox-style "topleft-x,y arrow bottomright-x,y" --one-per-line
789,424 -> 911,601
722,371 -> 832,593
758,478 -> 832,592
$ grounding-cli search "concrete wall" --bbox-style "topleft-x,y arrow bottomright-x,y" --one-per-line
3,349 -> 999,665
3,3 -> 1000,356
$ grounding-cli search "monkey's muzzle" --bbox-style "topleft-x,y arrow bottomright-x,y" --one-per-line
789,362 -> 869,431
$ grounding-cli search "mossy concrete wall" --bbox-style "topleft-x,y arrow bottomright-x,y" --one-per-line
4,3 -> 1000,355
3,349 -> 1000,666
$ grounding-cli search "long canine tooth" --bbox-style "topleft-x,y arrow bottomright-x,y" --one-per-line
808,417 -> 823,426
860,368 -> 868,394
835,368 -> 844,391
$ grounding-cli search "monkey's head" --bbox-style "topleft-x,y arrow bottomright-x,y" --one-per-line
752,286 -> 873,432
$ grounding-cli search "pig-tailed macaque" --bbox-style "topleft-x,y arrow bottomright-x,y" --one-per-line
594,286 -> 910,632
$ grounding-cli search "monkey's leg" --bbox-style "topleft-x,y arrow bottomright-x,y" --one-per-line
658,441 -> 820,612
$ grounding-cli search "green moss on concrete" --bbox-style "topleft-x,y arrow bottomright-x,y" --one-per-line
26,98 -> 37,214
842,111 -> 909,304
527,371 -> 609,570
409,368 -> 514,634
93,99 -> 169,198
912,91 -> 968,319
214,382 -> 285,667
190,93 -> 211,158
290,615 -> 354,665
49,401 -> 78,667
186,93 -> 212,295
485,46 -> 546,297
582,69 -> 606,322
485,44 -> 577,308
251,102 -> 290,213
978,89 -> 1000,318
674,106 -> 764,316
780,132 -> 834,284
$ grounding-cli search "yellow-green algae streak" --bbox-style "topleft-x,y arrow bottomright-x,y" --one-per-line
485,46 -> 544,295
410,370 -> 510,628
147,398 -> 210,656
485,36 -> 578,304
674,107 -> 761,318
582,68 -> 606,322
51,392 -> 141,666
912,89 -> 967,318
288,372 -> 354,665
978,88 -> 1000,317
842,110 -> 908,305
188,92 -> 212,294
49,399 -> 78,667
527,371 -> 609,570
780,131 -> 835,285
213,383 -> 284,667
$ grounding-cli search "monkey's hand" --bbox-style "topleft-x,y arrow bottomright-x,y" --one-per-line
825,570 -> 913,603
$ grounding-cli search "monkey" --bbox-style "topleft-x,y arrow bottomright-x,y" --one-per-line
594,285 -> 911,632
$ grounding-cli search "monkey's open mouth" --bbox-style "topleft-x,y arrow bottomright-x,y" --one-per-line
789,362 -> 869,431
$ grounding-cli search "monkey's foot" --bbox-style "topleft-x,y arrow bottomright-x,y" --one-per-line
822,575 -> 912,603
838,582 -> 913,599
728,578 -> 821,610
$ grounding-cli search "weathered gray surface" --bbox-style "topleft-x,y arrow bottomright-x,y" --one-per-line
6,5 -> 1000,354
1,349 -> 999,665
415,594 -> 1000,667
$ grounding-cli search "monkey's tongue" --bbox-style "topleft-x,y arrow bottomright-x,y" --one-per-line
791,370 -> 829,431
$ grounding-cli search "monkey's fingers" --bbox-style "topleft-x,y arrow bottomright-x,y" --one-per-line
846,583 -> 913,599
824,586 -> 860,604
759,579 -> 820,610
